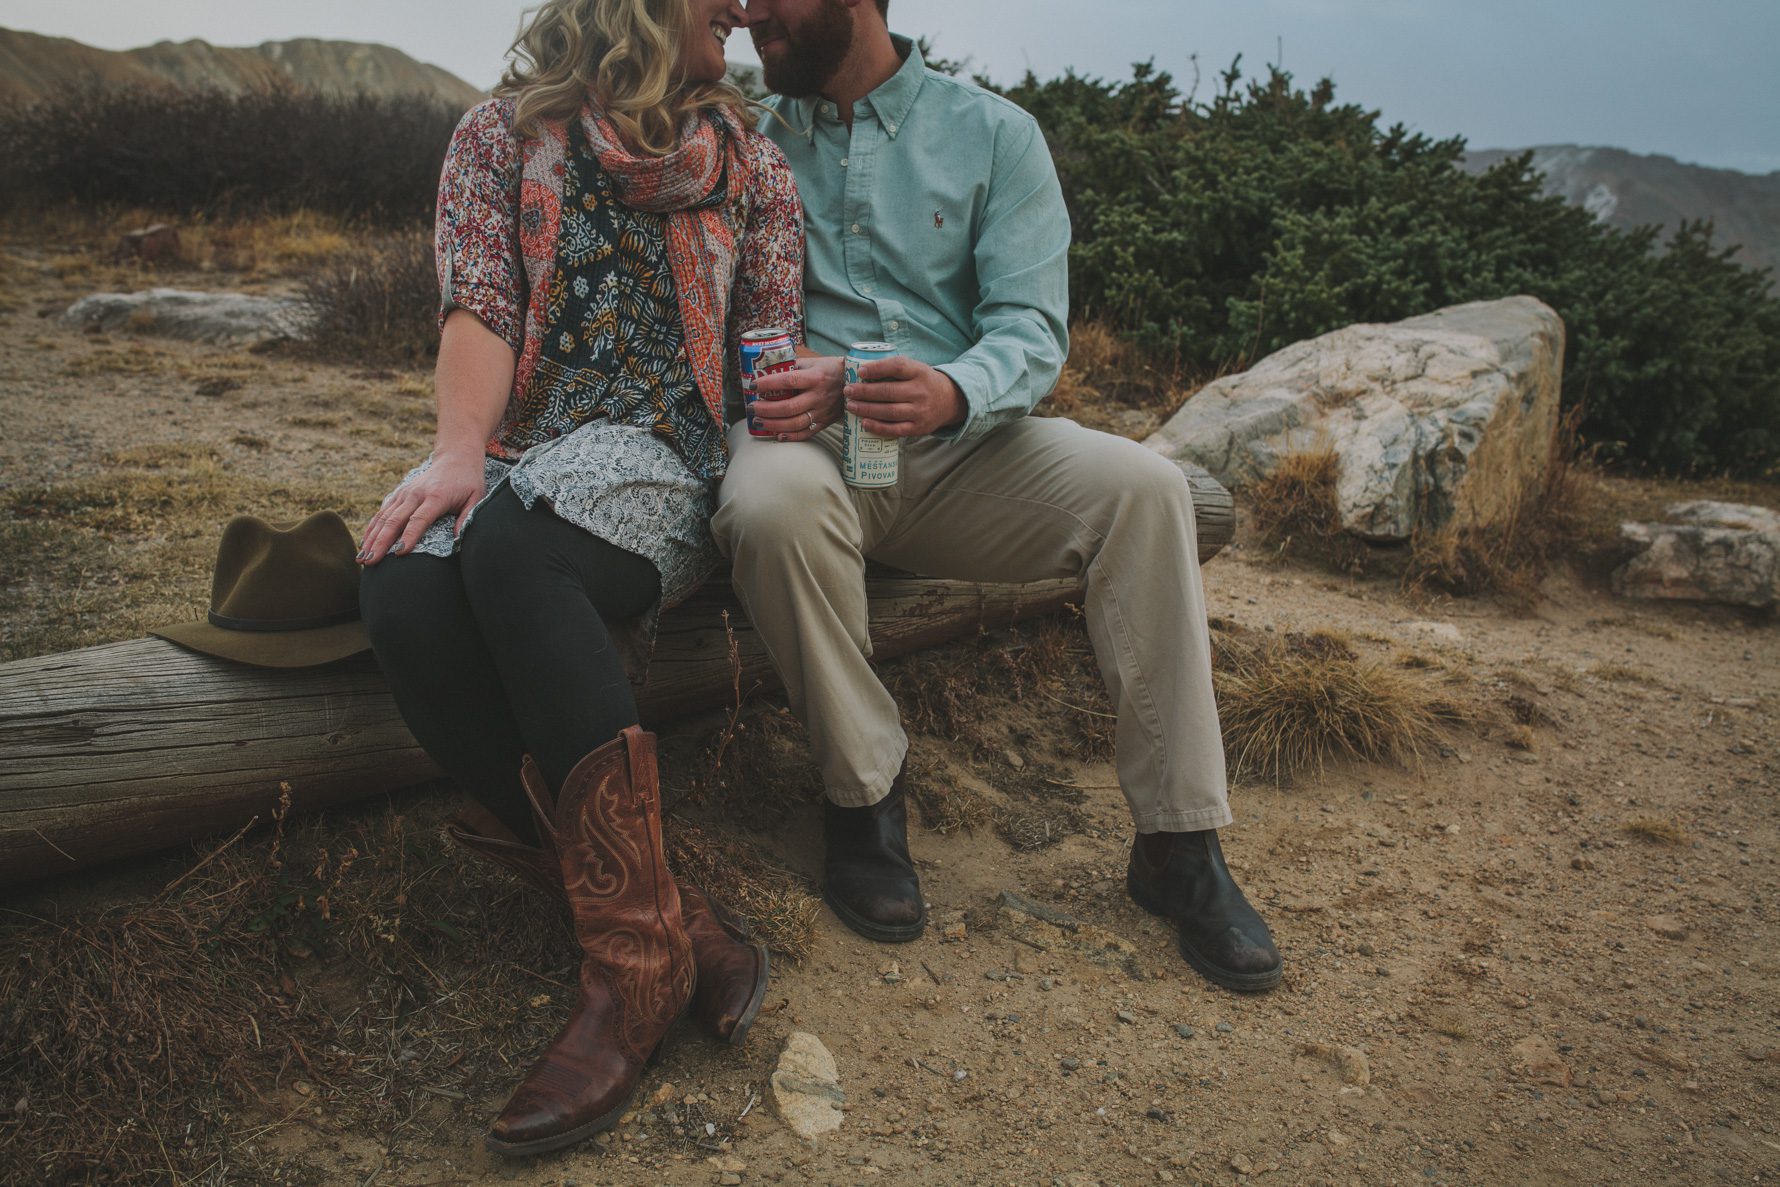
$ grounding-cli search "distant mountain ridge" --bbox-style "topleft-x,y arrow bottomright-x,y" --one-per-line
1463,144 -> 1780,276
0,26 -> 484,110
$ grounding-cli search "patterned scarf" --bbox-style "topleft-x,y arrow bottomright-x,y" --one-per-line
514,105 -> 747,429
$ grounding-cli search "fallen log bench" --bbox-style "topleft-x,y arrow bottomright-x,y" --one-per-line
0,464 -> 1233,886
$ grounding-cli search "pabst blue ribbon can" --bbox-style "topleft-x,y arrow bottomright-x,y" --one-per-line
843,341 -> 901,488
739,328 -> 798,437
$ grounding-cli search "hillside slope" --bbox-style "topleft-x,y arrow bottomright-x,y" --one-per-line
0,26 -> 483,109
1465,143 -> 1780,275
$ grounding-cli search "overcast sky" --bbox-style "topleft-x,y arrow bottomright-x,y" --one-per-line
8,0 -> 1778,173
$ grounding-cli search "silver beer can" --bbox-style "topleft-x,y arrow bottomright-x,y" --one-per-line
843,341 -> 900,489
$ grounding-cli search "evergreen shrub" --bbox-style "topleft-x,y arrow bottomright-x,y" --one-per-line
1001,60 -> 1780,475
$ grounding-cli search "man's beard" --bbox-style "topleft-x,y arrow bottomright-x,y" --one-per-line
758,0 -> 854,98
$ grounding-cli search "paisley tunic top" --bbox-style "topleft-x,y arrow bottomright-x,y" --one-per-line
398,97 -> 804,672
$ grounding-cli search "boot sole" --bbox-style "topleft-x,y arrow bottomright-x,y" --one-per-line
725,945 -> 772,1048
484,1085 -> 638,1159
485,1010 -> 686,1158
1127,877 -> 1282,994
823,888 -> 927,944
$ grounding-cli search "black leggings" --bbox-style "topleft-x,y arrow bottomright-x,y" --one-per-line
359,484 -> 661,843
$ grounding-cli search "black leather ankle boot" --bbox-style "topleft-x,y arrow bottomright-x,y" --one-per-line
822,774 -> 926,943
1127,829 -> 1282,992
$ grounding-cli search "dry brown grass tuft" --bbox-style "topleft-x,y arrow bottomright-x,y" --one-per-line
664,818 -> 820,963
1244,447 -> 1375,574
1404,408 -> 1593,603
1042,321 -> 1189,439
1504,723 -> 1537,751
904,759 -> 995,835
1249,447 -> 1342,542
1623,816 -> 1692,847
1212,626 -> 1445,782
1589,661 -> 1663,687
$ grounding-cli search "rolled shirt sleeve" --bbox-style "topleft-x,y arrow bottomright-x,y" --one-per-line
435,100 -> 525,353
933,119 -> 1071,442
726,139 -> 807,405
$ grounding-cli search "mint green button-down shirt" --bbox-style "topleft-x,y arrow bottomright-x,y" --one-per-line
763,39 -> 1071,440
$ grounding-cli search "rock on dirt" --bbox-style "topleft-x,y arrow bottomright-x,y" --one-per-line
61,288 -> 314,347
1643,914 -> 1689,941
1301,1042 -> 1372,1087
1614,501 -> 1780,608
770,1032 -> 844,1141
1149,296 -> 1564,541
1510,1036 -> 1574,1088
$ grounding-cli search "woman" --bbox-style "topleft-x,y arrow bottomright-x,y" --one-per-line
357,0 -> 801,1157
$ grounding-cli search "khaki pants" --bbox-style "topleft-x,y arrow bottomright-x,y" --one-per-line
712,415 -> 1231,833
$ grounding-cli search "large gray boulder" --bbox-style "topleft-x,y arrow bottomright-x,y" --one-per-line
1614,501 -> 1780,608
62,288 -> 314,347
1148,297 -> 1564,541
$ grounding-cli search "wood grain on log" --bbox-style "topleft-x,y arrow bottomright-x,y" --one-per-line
0,463 -> 1232,886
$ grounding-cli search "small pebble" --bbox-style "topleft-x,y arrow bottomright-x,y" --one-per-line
1216,1022 -> 1234,1035
1117,1010 -> 1137,1025
1060,1057 -> 1080,1072
1174,1024 -> 1196,1039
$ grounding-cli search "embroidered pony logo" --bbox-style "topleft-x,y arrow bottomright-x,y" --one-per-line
933,209 -> 945,229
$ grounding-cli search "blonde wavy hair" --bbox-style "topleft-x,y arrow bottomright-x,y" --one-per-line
497,0 -> 754,153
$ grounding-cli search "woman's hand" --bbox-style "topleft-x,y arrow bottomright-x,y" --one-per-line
752,355 -> 845,441
358,452 -> 485,566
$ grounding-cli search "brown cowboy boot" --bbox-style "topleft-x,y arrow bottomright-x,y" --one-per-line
446,806 -> 770,1046
677,880 -> 770,1046
484,727 -> 694,1157
443,804 -> 560,899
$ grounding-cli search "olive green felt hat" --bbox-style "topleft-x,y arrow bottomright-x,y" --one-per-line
154,511 -> 370,668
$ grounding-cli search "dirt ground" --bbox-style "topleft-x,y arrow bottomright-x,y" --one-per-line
2,234 -> 1778,1187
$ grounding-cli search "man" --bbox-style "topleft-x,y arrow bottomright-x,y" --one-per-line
721,0 -> 1282,991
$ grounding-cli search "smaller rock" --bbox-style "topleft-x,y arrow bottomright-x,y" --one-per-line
1145,1107 -> 1168,1122
1060,1057 -> 1080,1072
1117,1010 -> 1137,1025
1614,501 -> 1780,609
720,1175 -> 742,1186
1571,856 -> 1595,871
647,1081 -> 676,1109
1230,1154 -> 1255,1176
1004,748 -> 1027,770
1643,914 -> 1688,941
1510,1036 -> 1573,1088
1326,1128 -> 1352,1149
770,1032 -> 845,1141
1215,1022 -> 1234,1035
941,921 -> 968,942
1174,1024 -> 1196,1039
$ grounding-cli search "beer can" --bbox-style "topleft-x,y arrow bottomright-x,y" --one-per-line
739,328 -> 798,437
842,341 -> 900,488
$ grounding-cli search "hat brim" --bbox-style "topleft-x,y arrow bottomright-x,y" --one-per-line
153,620 -> 372,668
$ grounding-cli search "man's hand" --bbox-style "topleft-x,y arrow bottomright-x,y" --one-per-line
846,356 -> 967,437
753,355 -> 845,441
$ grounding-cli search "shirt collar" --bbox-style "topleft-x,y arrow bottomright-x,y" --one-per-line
784,34 -> 927,141
865,35 -> 926,138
